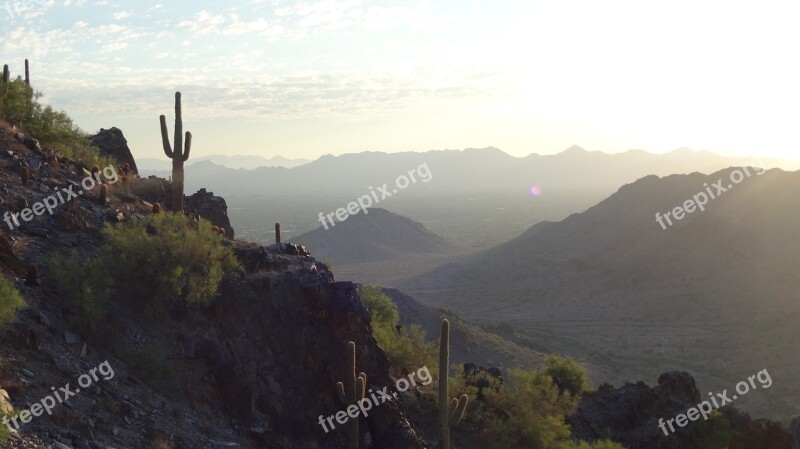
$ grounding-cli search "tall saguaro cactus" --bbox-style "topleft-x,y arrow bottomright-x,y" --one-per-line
24,59 -> 29,86
336,341 -> 366,449
439,319 -> 468,449
2,65 -> 9,84
159,92 -> 192,211
275,223 -> 281,244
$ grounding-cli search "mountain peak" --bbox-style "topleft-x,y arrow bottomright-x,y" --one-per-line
561,145 -> 588,155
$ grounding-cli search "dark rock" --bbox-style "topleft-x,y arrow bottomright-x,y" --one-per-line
790,416 -> 800,444
729,418 -> 800,449
570,371 -> 798,449
90,128 -> 138,174
185,188 -> 234,239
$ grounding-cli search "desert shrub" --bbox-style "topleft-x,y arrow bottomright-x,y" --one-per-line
47,252 -> 113,333
102,212 -> 242,306
560,439 -> 626,449
543,355 -> 590,397
360,285 -> 437,372
0,409 -> 18,443
0,76 -> 108,167
694,410 -> 734,449
48,212 -> 242,331
0,76 -> 34,126
0,274 -> 26,328
478,368 -> 578,449
452,364 -> 623,449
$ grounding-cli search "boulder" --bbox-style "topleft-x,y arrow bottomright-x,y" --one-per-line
90,127 -> 138,174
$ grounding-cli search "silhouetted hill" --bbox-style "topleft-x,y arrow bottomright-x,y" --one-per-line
293,208 -> 455,264
402,166 -> 800,418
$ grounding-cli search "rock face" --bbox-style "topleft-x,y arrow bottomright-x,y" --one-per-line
569,371 -> 799,449
90,127 -> 138,173
186,188 -> 235,239
165,242 -> 426,448
728,417 -> 800,449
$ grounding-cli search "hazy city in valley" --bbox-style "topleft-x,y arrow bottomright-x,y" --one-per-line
1,1 -> 799,448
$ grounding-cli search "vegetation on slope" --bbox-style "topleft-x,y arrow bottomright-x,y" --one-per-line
48,212 -> 242,334
0,70 -> 110,167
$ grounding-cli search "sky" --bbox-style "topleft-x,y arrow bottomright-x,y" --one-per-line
1,0 -> 799,161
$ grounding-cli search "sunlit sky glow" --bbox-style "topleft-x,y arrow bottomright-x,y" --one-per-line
2,0 -> 799,160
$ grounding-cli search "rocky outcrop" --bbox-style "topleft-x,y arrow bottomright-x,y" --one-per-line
162,242 -> 426,448
570,371 -> 798,449
186,188 -> 235,239
728,416 -> 800,449
90,127 -> 138,174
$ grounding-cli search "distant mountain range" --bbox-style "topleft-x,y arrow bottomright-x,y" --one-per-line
137,146 -> 799,197
399,166 -> 800,418
293,208 -> 455,264
137,154 -> 311,171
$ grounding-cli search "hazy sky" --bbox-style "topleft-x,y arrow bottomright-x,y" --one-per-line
2,0 -> 799,161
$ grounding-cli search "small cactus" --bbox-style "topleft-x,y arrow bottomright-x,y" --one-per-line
275,223 -> 281,244
439,319 -> 468,449
98,184 -> 108,204
152,202 -> 161,214
336,341 -> 366,449
20,166 -> 28,186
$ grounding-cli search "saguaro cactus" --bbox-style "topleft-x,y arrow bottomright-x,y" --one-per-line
24,59 -> 29,86
159,92 -> 192,211
2,65 -> 9,83
336,341 -> 366,449
275,223 -> 281,244
439,319 -> 468,449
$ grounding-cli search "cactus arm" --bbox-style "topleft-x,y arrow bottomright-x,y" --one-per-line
160,115 -> 173,158
183,131 -> 192,161
174,92 -> 183,156
450,395 -> 468,427
358,373 -> 366,398
336,382 -> 346,403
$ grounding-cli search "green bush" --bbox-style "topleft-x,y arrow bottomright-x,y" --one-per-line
449,364 -> 623,449
0,76 -> 34,126
0,75 -> 108,167
360,285 -> 437,372
47,252 -> 113,333
0,274 -> 26,328
48,212 -> 242,331
543,355 -> 589,397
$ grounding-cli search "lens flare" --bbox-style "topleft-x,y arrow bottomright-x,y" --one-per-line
530,185 -> 542,196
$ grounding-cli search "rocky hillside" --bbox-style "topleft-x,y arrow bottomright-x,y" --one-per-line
402,166 -> 800,418
1,124 -> 799,449
0,127 -> 424,448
